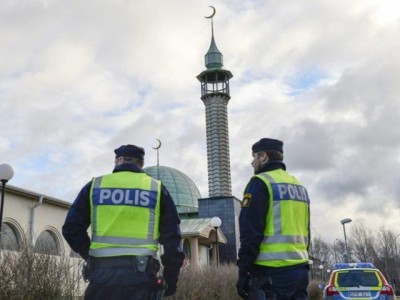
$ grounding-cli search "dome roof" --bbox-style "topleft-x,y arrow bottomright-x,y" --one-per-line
144,166 -> 200,214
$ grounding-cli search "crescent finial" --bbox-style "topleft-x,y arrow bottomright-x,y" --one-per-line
205,6 -> 216,19
152,139 -> 162,150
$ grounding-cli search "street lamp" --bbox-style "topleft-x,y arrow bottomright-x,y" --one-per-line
309,260 -> 314,279
341,218 -> 352,263
319,264 -> 324,282
210,217 -> 222,266
0,163 -> 14,239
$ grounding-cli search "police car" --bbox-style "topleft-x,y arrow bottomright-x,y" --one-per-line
323,263 -> 395,300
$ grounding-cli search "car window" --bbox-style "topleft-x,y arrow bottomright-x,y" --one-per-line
336,270 -> 379,287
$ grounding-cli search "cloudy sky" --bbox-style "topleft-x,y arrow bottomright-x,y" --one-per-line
1,0 -> 400,242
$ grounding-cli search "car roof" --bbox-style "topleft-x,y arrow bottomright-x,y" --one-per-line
333,263 -> 376,270
332,268 -> 378,272
328,265 -> 388,285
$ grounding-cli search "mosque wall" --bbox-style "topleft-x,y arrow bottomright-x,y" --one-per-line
1,186 -> 70,254
198,196 -> 241,262
1,185 -> 218,269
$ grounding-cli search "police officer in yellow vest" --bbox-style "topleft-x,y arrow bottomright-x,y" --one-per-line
63,144 -> 184,299
236,138 -> 310,300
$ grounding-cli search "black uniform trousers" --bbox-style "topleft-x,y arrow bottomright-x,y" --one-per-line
84,256 -> 158,300
250,265 -> 309,300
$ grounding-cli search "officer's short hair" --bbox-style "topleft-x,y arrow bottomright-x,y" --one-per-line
120,156 -> 144,167
267,150 -> 284,161
256,150 -> 284,161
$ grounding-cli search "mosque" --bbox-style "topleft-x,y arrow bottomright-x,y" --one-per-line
0,9 -> 241,268
144,11 -> 241,264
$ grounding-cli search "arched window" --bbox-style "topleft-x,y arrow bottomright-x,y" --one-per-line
0,223 -> 21,251
34,230 -> 61,256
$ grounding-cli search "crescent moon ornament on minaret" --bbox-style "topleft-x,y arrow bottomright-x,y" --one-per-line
205,6 -> 216,19
152,139 -> 162,150
152,139 -> 161,168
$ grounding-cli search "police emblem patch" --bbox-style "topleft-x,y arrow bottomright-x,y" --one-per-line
241,193 -> 252,207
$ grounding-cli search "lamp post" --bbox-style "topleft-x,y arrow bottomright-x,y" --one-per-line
340,218 -> 352,263
309,260 -> 314,279
319,264 -> 324,282
210,217 -> 222,266
0,163 -> 14,240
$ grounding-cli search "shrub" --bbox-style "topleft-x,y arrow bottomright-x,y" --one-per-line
0,239 -> 84,300
1,246 -> 323,300
170,263 -> 242,300
170,264 -> 321,300
308,280 -> 324,300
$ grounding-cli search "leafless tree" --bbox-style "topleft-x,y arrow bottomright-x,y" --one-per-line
309,235 -> 332,281
375,227 -> 398,285
348,224 -> 377,263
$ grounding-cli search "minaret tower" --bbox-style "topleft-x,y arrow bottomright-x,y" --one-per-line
197,7 -> 241,263
197,10 -> 233,197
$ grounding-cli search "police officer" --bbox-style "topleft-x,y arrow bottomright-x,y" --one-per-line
236,138 -> 310,300
62,144 -> 184,299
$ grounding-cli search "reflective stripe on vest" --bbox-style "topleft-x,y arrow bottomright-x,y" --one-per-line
89,173 -> 160,257
254,170 -> 310,267
90,247 -> 157,257
261,234 -> 308,244
257,251 -> 308,261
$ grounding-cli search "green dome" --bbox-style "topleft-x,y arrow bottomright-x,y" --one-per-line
144,166 -> 200,214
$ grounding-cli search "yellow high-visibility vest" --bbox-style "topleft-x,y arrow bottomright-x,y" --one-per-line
89,171 -> 161,257
254,169 -> 310,267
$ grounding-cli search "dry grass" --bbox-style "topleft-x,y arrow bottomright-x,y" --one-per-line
171,264 -> 323,300
170,263 -> 243,300
0,241 -> 84,300
308,280 -> 324,300
1,244 -> 324,300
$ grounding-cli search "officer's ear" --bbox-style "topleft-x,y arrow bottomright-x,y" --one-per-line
137,159 -> 144,169
115,156 -> 123,165
260,151 -> 269,163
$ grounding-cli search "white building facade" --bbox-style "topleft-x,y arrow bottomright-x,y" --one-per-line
0,184 -> 225,268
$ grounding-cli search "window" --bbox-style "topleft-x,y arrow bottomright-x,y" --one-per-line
0,223 -> 21,251
337,270 -> 379,287
34,230 -> 60,255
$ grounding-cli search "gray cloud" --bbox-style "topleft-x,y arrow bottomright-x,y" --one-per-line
1,0 -> 400,241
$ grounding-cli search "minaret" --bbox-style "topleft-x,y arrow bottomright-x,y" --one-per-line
197,8 -> 241,263
197,14 -> 233,197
